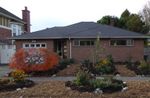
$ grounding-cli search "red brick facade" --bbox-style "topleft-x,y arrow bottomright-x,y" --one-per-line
15,38 -> 144,62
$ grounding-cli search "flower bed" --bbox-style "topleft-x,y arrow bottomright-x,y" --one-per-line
0,78 -> 34,92
126,60 -> 150,75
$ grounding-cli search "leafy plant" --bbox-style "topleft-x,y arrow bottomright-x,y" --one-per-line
9,48 -> 59,72
94,56 -> 116,74
74,70 -> 90,86
89,77 -> 126,92
59,58 -> 75,69
80,60 -> 93,73
11,70 -> 27,83
138,60 -> 150,75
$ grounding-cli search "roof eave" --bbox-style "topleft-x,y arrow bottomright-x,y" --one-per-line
10,36 -> 148,40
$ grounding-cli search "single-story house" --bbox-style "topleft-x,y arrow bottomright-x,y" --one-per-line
11,22 -> 147,62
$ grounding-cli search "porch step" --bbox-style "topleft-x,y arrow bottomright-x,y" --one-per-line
115,65 -> 136,77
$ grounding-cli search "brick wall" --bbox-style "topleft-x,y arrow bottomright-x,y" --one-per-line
71,39 -> 144,62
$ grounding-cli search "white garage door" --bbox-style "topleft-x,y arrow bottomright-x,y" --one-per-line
0,45 -> 16,64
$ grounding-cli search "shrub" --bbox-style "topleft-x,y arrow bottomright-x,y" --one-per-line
95,57 -> 115,74
73,70 -> 90,86
138,60 -> 150,75
58,58 -> 75,70
80,60 -> 93,73
11,70 -> 27,83
9,48 -> 59,72
89,77 -> 126,93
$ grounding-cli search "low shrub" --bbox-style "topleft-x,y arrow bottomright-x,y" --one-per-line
10,70 -> 27,83
73,70 -> 90,86
80,60 -> 93,73
89,77 -> 126,93
138,60 -> 150,75
94,56 -> 116,75
58,58 -> 74,70
66,75 -> 126,93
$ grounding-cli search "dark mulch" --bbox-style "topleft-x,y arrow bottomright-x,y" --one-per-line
0,79 -> 35,92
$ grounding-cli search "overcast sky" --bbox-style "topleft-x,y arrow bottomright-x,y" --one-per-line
1,0 -> 149,32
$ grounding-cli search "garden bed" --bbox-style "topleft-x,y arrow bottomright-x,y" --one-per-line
0,79 -> 35,92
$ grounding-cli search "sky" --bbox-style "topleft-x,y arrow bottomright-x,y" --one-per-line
1,0 -> 149,32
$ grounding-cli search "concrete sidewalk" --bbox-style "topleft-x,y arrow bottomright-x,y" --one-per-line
28,76 -> 150,83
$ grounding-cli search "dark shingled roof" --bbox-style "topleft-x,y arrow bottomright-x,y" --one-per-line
12,22 -> 147,39
0,7 -> 24,23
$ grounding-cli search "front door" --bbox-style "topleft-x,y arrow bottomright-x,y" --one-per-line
54,40 -> 67,58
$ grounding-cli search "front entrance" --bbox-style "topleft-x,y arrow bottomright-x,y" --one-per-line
54,40 -> 67,58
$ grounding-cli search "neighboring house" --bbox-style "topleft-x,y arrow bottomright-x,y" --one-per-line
12,22 -> 147,62
0,6 -> 30,64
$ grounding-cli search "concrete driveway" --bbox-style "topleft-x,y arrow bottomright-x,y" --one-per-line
0,65 -> 12,77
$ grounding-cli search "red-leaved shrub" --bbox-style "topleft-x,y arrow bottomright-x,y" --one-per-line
9,48 -> 59,72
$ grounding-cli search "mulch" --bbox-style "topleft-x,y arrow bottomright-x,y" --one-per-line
0,80 -> 150,98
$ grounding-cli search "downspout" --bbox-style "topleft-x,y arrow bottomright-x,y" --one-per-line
69,35 -> 72,59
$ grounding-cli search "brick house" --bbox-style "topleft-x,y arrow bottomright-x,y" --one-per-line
12,22 -> 146,62
0,7 -> 30,64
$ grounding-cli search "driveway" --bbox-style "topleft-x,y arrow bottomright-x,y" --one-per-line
0,65 -> 12,77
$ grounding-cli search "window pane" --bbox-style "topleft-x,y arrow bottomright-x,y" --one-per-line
127,40 -> 133,46
31,44 -> 35,47
25,44 -> 29,48
91,41 -> 94,46
117,40 -> 126,45
80,41 -> 85,46
74,40 -> 79,46
86,41 -> 91,45
36,44 -> 40,47
41,44 -> 46,47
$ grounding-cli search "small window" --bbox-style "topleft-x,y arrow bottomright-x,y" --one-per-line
41,44 -> 46,47
36,44 -> 40,47
80,41 -> 86,46
30,44 -> 35,47
74,40 -> 79,46
127,40 -> 134,46
25,44 -> 29,48
91,41 -> 94,46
